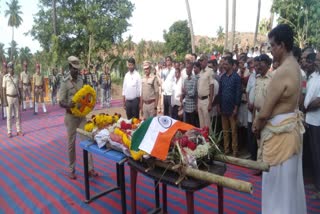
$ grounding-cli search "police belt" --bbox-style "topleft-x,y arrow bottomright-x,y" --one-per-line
66,109 -> 72,114
23,83 -> 31,86
6,94 -> 18,97
198,95 -> 209,100
143,99 -> 155,104
35,85 -> 43,89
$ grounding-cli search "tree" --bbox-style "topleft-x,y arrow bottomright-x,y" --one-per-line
259,18 -> 270,36
5,0 -> 23,60
163,20 -> 192,60
224,0 -> 229,51
217,26 -> 225,42
185,0 -> 195,53
30,0 -> 134,67
0,43 -> 7,63
254,0 -> 261,47
19,47 -> 33,66
272,0 -> 320,48
7,40 -> 18,62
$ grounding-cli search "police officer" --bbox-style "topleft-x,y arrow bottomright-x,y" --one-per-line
99,64 -> 112,108
2,62 -> 23,138
0,62 -> 8,119
33,64 -> 47,114
48,67 -> 58,105
140,61 -> 159,119
20,61 -> 33,110
59,56 -> 97,180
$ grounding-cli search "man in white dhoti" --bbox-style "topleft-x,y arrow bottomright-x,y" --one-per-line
253,24 -> 307,214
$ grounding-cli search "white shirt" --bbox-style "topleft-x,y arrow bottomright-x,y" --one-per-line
171,76 -> 182,107
304,71 -> 320,126
122,70 -> 141,100
161,67 -> 175,96
246,71 -> 256,123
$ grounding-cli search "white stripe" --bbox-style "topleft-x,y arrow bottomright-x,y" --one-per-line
138,117 -> 177,153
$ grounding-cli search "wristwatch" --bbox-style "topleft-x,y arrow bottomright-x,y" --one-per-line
154,107 -> 157,110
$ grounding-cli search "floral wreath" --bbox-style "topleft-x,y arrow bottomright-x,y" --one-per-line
71,84 -> 96,117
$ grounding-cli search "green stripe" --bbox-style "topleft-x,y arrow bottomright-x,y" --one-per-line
131,117 -> 154,151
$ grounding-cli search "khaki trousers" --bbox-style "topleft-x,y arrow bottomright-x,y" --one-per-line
22,85 -> 32,101
221,114 -> 238,154
64,113 -> 94,173
6,96 -> 21,134
142,102 -> 156,119
197,98 -> 211,128
34,87 -> 44,103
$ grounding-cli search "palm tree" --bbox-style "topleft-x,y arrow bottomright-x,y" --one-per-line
19,47 -> 33,66
217,26 -> 225,42
5,0 -> 23,61
0,43 -> 7,63
254,0 -> 261,47
224,0 -> 229,51
230,0 -> 236,51
52,0 -> 57,35
7,40 -> 18,62
185,0 -> 195,53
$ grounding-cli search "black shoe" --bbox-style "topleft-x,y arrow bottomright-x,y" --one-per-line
34,112 -> 38,115
23,108 -> 26,111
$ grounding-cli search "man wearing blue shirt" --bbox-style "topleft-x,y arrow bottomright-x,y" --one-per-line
217,56 -> 242,157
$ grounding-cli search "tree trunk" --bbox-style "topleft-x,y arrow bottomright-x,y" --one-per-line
224,0 -> 229,52
52,0 -> 57,35
11,27 -> 14,61
185,0 -> 195,53
88,34 -> 93,67
254,0 -> 261,47
231,0 -> 236,51
268,0 -> 274,31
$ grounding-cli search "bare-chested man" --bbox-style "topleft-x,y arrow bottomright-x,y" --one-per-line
253,24 -> 306,214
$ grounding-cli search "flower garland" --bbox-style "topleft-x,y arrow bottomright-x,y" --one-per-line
71,84 -> 96,117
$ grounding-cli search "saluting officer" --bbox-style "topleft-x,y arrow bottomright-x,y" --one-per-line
59,56 -> 98,180
2,62 -> 23,138
0,62 -> 8,119
20,61 -> 33,110
33,64 -> 47,114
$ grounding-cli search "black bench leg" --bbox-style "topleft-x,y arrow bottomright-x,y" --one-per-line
130,166 -> 138,214
83,150 -> 90,203
117,163 -> 126,214
186,191 -> 194,214
154,180 -> 160,208
162,184 -> 167,214
217,185 -> 224,214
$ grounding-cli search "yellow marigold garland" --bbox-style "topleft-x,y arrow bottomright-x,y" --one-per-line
71,85 -> 96,117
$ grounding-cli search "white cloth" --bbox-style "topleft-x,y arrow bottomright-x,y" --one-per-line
171,77 -> 182,107
246,71 -> 256,123
122,70 -> 141,100
304,72 -> 320,126
161,67 -> 175,95
262,150 -> 306,214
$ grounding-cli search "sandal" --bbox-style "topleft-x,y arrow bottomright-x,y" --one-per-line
68,172 -> 77,180
7,133 -> 12,138
88,170 -> 99,177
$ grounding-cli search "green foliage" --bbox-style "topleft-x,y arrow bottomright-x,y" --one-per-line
163,20 -> 192,59
30,0 -> 134,67
19,47 -> 32,65
258,18 -> 270,36
272,0 -> 320,49
216,26 -> 225,41
5,0 -> 23,28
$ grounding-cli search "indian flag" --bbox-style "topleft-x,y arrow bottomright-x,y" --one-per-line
131,116 -> 194,160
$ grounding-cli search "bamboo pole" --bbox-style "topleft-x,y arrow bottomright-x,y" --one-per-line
150,159 -> 253,194
215,155 -> 269,172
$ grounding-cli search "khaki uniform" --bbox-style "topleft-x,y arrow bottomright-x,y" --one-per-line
58,75 -> 94,173
2,73 -> 21,134
197,67 -> 214,128
254,72 -> 273,161
141,74 -> 159,119
20,71 -> 32,109
33,73 -> 44,103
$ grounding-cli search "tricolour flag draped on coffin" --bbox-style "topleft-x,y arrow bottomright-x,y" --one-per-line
131,116 -> 194,160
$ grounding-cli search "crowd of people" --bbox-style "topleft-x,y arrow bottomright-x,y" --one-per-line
121,24 -> 320,212
0,23 -> 318,212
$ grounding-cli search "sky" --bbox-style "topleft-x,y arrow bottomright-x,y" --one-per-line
0,0 -> 274,53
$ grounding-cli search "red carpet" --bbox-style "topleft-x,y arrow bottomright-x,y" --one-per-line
0,101 -> 319,213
